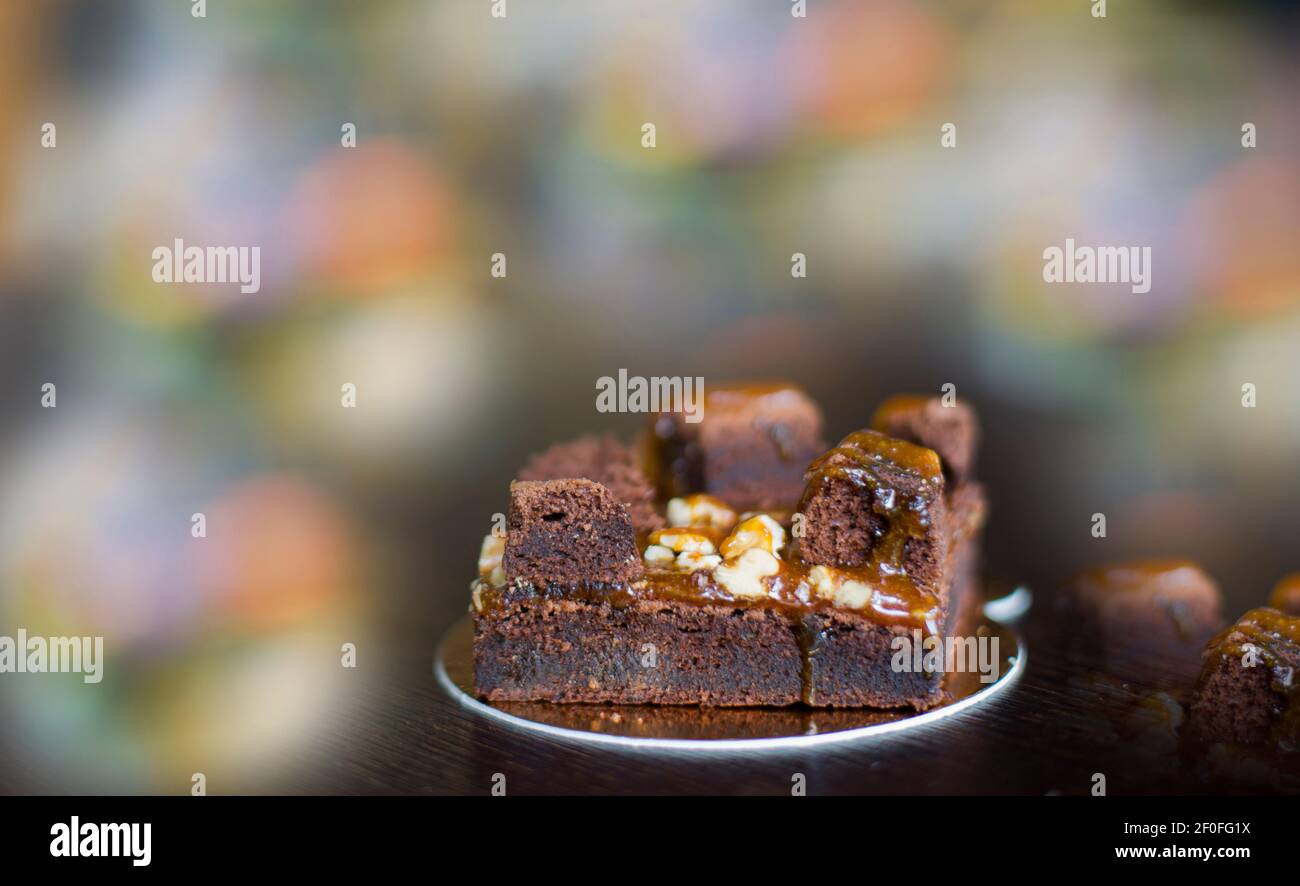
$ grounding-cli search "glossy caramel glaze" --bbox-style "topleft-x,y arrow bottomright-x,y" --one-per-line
475,534 -> 944,635
806,428 -> 944,485
870,394 -> 933,429
1209,607 -> 1300,654
1269,573 -> 1300,616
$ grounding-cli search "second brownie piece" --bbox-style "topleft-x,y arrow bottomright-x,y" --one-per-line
871,394 -> 978,485
648,382 -> 825,512
1058,559 -> 1223,687
518,433 -> 663,533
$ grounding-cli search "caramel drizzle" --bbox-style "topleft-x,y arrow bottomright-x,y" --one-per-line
477,542 -> 943,636
870,394 -> 933,429
483,430 -> 948,634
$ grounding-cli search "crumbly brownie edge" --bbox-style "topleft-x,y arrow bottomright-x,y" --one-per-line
804,533 -> 981,710
474,598 -> 803,707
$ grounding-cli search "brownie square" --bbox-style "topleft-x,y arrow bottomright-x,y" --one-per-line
801,483 -> 985,709
1186,607 -> 1300,750
797,429 -> 949,595
1058,560 -> 1223,687
502,479 -> 642,588
872,394 -> 978,486
648,382 -> 825,512
472,389 -> 991,711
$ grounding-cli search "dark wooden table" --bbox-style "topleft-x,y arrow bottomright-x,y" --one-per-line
286,598 -> 1290,797
0,575 -> 1289,796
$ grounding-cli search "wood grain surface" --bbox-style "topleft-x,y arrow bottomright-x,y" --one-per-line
284,600 -> 1294,797
0,576 -> 1291,796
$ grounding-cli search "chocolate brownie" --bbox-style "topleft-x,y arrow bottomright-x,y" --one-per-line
1185,607 -> 1300,751
648,382 -> 825,512
796,430 -> 949,595
1058,559 -> 1223,687
518,433 -> 663,533
471,389 -> 989,710
476,501 -> 983,710
1269,573 -> 1300,617
501,479 -> 642,588
871,394 -> 978,485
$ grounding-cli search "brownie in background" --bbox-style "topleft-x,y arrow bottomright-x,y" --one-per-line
1058,560 -> 1223,689
518,434 -> 663,533
648,382 -> 825,512
1269,573 -> 1300,617
872,394 -> 979,486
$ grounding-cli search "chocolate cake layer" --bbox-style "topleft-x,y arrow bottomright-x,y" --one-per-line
475,599 -> 804,706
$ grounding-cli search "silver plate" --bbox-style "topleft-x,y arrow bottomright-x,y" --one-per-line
435,609 -> 1026,751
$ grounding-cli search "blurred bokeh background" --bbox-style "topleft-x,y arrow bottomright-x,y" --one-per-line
0,0 -> 1297,793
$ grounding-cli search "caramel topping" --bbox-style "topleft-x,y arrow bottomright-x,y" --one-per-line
1213,607 -> 1300,653
1269,573 -> 1300,615
870,394 -> 933,429
482,426 -> 947,635
656,548 -> 941,633
1075,559 -> 1205,593
477,536 -> 943,635
807,429 -> 943,485
703,382 -> 807,411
